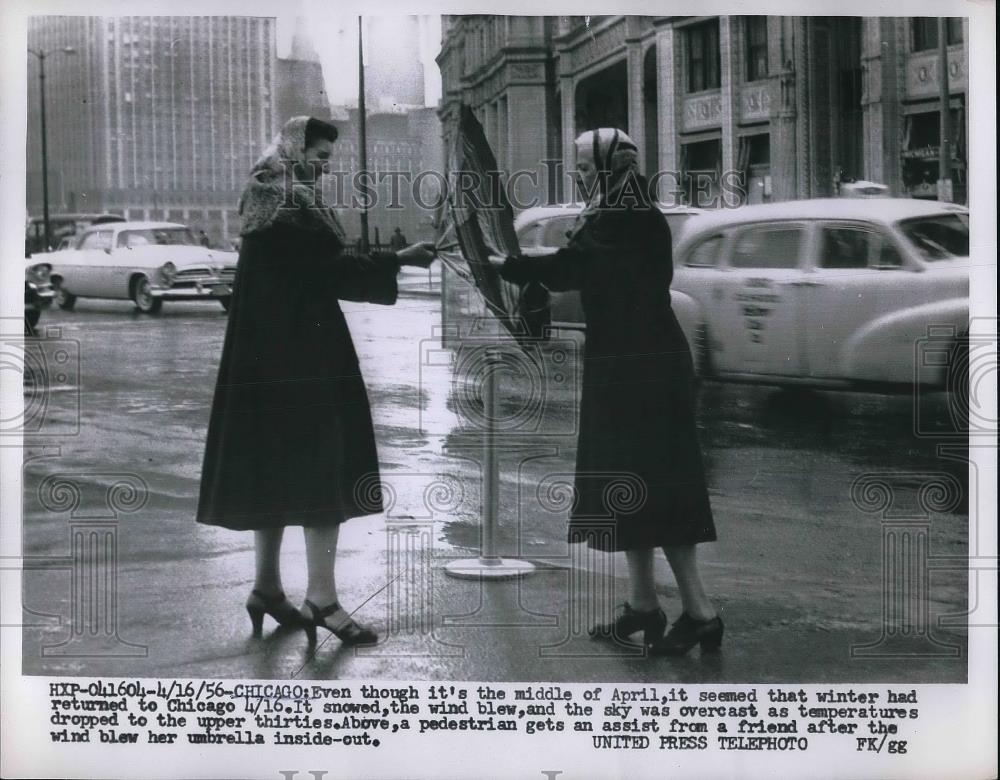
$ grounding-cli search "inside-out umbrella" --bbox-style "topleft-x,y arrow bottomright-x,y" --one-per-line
436,105 -> 550,348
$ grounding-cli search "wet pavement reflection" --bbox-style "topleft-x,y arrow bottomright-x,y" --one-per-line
19,296 -> 968,681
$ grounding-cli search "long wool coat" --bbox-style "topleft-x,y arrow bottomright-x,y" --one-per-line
501,201 -> 716,552
196,224 -> 398,530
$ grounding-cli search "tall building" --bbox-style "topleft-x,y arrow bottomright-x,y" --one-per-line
364,16 -> 426,110
436,15 -> 969,206
323,105 -> 443,244
276,16 -> 331,122
27,16 -> 281,246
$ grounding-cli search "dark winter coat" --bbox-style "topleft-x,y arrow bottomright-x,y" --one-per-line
196,224 -> 398,530
501,200 -> 716,551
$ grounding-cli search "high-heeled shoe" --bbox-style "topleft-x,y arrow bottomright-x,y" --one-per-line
647,612 -> 723,656
589,602 -> 668,645
246,589 -> 305,636
302,599 -> 378,646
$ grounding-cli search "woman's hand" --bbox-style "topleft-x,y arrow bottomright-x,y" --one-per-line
396,241 -> 437,268
496,254 -> 531,284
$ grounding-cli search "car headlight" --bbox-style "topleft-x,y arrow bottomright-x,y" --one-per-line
157,262 -> 177,286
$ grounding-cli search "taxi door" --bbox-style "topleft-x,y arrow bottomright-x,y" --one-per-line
801,222 -> 911,381
709,221 -> 810,377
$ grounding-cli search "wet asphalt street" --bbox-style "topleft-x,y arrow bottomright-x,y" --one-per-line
18,289 -> 969,682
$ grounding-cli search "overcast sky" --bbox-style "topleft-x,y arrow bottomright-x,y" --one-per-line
277,11 -> 443,108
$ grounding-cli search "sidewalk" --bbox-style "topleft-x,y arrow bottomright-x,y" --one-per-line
21,462 -> 968,684
18,296 -> 968,684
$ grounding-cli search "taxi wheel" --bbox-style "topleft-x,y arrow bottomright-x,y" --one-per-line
131,275 -> 163,314
53,278 -> 76,311
219,296 -> 232,312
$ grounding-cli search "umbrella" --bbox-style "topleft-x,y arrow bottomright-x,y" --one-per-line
436,105 -> 550,348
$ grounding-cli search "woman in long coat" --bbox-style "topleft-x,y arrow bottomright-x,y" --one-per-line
500,129 -> 721,656
197,116 -> 434,645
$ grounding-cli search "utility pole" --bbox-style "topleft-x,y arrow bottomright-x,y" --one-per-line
28,46 -> 76,252
358,17 -> 371,252
936,18 -> 953,203
35,50 -> 51,252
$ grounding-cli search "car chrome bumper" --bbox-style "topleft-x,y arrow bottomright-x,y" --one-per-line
27,282 -> 55,300
151,283 -> 232,300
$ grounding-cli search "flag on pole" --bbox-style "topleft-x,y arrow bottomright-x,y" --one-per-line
436,105 -> 550,348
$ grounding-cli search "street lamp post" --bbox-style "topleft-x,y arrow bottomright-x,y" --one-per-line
28,46 -> 76,252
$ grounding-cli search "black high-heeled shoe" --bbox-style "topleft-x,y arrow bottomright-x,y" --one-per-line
302,599 -> 378,646
246,589 -> 305,636
647,612 -> 723,656
589,602 -> 668,645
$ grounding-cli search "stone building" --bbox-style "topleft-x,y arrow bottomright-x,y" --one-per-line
436,15 -> 969,207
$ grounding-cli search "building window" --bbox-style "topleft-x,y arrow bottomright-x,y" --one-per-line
681,137 -> 722,206
911,18 -> 963,51
737,133 -> 772,204
745,16 -> 768,82
687,20 -> 721,92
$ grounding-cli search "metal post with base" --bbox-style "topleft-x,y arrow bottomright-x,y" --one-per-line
444,346 -> 535,580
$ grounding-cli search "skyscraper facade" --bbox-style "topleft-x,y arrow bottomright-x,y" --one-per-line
27,16 -> 280,246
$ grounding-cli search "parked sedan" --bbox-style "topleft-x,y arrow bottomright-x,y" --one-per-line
670,198 -> 969,389
515,203 -> 705,329
47,222 -> 238,313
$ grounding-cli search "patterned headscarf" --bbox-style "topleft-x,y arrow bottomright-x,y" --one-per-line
237,116 -> 348,240
570,128 -> 642,238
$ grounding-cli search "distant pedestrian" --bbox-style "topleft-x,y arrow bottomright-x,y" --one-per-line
197,116 -> 436,648
199,230 -> 211,248
499,128 -> 721,657
389,226 -> 408,251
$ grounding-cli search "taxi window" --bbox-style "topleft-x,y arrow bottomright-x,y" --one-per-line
542,216 -> 577,248
897,214 -> 969,261
79,230 -> 113,251
517,222 -> 542,248
820,226 -> 874,269
685,235 -> 724,267
820,225 -> 904,270
875,238 -> 904,269
730,225 -> 803,269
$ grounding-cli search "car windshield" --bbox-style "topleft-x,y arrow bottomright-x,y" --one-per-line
119,228 -> 199,248
896,214 -> 969,261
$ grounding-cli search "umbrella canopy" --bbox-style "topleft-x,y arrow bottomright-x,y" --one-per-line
437,105 -> 549,348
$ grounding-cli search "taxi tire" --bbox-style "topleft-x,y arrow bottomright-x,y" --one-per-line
53,278 -> 76,311
131,274 -> 163,315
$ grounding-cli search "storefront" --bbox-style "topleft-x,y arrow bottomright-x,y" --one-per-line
900,100 -> 966,203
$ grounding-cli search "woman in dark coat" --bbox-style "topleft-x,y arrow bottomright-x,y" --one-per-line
499,128 -> 721,656
197,116 -> 435,645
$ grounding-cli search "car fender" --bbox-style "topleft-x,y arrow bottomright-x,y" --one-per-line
671,289 -> 710,375
841,297 -> 969,385
46,250 -> 85,289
